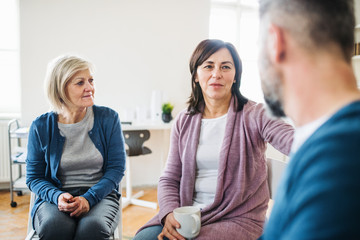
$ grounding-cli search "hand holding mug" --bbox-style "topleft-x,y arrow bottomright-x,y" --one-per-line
173,206 -> 201,239
158,212 -> 186,240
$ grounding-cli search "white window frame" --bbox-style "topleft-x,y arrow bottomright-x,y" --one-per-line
209,0 -> 263,103
0,0 -> 21,116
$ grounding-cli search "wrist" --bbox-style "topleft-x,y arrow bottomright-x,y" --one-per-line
79,196 -> 90,208
162,212 -> 171,225
56,192 -> 65,205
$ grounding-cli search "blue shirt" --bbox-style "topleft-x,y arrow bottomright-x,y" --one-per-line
26,105 -> 126,225
260,101 -> 360,240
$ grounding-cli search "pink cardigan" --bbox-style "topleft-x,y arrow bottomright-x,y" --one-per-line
139,100 -> 294,239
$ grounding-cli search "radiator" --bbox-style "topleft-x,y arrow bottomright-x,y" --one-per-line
0,120 -> 10,182
0,118 -> 20,183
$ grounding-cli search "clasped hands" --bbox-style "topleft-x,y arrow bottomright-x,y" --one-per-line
58,192 -> 90,217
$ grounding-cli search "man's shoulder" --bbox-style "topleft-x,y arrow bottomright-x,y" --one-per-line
286,101 -> 360,205
298,101 -> 360,156
293,117 -> 360,177
286,101 -> 360,198
266,105 -> 360,239
306,123 -> 359,151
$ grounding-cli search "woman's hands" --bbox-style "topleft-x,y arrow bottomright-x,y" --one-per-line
58,193 -> 78,213
70,196 -> 90,217
58,193 -> 90,217
158,213 -> 185,240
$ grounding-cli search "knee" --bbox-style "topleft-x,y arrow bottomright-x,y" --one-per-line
36,216 -> 76,240
133,225 -> 164,240
75,216 -> 114,240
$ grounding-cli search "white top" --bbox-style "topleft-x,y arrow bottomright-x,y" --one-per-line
192,113 -> 227,208
290,115 -> 330,154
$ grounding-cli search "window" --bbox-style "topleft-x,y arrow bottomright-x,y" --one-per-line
0,0 -> 20,114
209,0 -> 263,103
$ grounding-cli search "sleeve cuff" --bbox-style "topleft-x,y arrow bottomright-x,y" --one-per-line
81,191 -> 97,208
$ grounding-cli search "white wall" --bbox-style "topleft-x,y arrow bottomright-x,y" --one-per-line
20,0 -> 210,186
20,0 -> 210,126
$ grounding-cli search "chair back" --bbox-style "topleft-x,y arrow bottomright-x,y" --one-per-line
266,158 -> 288,199
123,130 -> 152,156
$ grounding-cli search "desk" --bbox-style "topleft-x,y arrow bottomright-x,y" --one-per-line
121,121 -> 173,185
121,121 -> 172,131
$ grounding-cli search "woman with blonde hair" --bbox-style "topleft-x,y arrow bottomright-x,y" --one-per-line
26,54 -> 126,240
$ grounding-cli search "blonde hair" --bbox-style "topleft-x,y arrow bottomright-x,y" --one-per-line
45,54 -> 94,113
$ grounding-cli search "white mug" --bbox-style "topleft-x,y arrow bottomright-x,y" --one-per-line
173,206 -> 201,239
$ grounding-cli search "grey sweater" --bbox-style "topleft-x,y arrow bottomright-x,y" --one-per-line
58,107 -> 103,188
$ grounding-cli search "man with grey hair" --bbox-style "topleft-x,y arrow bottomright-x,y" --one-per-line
258,0 -> 360,239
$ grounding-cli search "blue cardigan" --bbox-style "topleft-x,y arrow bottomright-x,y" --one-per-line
26,105 -> 126,225
260,101 -> 360,239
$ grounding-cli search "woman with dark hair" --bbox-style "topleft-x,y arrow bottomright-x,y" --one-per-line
134,39 -> 294,240
187,38 -> 247,114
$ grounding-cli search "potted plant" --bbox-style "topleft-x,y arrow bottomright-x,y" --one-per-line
161,102 -> 174,123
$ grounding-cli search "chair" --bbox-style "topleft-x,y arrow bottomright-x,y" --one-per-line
121,130 -> 157,209
266,158 -> 287,199
266,157 -> 288,219
25,185 -> 123,240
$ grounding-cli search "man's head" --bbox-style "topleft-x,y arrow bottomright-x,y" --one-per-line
258,0 -> 355,118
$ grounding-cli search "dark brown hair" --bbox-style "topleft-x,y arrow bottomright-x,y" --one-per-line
187,39 -> 248,115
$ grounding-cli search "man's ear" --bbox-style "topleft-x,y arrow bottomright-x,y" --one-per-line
268,23 -> 286,63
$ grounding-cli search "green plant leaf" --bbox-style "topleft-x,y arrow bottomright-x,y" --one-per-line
162,102 -> 174,114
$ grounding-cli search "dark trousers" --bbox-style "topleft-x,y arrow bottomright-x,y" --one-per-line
34,187 -> 120,240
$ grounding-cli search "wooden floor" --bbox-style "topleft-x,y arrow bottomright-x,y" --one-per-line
0,187 -> 159,240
